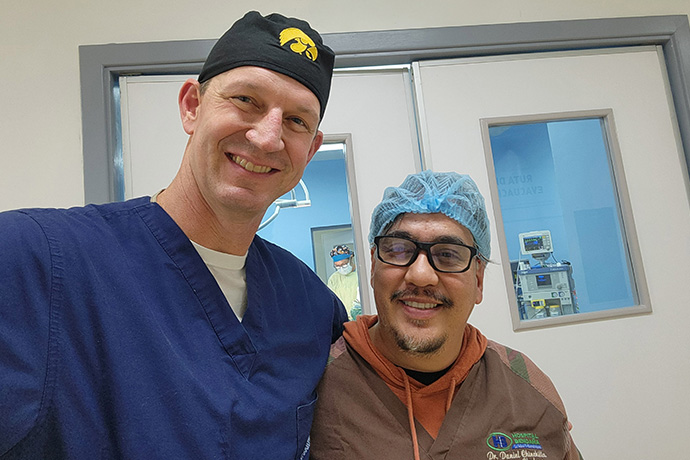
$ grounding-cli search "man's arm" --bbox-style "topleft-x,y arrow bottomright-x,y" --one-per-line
0,211 -> 54,454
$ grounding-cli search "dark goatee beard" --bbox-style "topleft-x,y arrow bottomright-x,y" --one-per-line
386,288 -> 454,355
392,326 -> 447,355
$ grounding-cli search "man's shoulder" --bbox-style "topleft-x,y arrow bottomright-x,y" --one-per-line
327,336 -> 349,362
2,197 -> 152,227
484,339 -> 548,383
0,197 -> 156,253
483,339 -> 568,416
321,337 -> 359,377
0,206 -> 64,254
316,337 -> 369,409
251,235 -> 322,277
252,234 -> 300,257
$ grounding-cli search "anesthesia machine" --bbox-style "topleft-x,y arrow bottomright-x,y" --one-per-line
513,230 -> 578,320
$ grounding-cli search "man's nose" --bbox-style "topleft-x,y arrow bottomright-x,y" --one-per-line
246,108 -> 285,152
403,251 -> 439,287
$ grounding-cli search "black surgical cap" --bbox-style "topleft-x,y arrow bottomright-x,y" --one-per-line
198,11 -> 335,119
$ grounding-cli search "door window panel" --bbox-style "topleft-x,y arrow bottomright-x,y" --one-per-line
484,111 -> 648,327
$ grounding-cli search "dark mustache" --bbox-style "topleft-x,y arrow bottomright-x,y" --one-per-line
390,288 -> 454,308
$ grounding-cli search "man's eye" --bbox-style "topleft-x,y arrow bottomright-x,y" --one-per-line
287,117 -> 312,132
233,95 -> 252,104
384,245 -> 412,256
436,249 -> 459,259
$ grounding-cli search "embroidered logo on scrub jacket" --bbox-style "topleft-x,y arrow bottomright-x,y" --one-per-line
486,431 -> 547,459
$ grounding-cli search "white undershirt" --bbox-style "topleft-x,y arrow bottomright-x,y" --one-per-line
192,241 -> 248,321
151,191 -> 248,321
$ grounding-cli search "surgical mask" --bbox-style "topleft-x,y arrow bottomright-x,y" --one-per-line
336,265 -> 353,276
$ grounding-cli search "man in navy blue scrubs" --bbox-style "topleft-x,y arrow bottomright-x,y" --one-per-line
0,11 -> 347,459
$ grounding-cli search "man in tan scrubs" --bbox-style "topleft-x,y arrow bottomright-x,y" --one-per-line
311,170 -> 582,460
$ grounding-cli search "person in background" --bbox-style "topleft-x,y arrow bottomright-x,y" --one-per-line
0,11 -> 347,460
328,244 -> 362,320
310,170 -> 581,460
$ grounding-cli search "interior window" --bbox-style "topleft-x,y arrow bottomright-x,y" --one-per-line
486,114 -> 643,326
257,141 -> 363,319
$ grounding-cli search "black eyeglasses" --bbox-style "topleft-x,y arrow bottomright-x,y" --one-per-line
374,235 -> 478,273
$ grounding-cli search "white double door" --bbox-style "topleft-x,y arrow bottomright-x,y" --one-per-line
121,46 -> 690,459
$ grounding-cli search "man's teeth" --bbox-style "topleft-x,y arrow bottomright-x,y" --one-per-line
403,301 -> 438,310
231,155 -> 271,173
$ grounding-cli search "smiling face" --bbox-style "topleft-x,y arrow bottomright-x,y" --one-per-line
369,212 -> 486,371
178,66 -> 323,221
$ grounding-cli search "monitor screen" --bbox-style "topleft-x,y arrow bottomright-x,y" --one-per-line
536,274 -> 552,287
519,230 -> 553,255
523,236 -> 544,252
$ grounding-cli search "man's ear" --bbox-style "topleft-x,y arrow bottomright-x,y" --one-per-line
369,247 -> 376,289
307,130 -> 324,163
178,79 -> 202,135
474,258 -> 487,305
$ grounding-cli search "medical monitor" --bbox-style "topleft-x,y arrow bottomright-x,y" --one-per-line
519,230 -> 553,256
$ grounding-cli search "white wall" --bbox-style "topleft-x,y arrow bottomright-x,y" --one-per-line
2,2 -> 690,458
1,0 -> 688,211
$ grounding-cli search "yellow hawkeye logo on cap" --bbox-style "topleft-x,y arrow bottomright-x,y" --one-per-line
279,28 -> 318,61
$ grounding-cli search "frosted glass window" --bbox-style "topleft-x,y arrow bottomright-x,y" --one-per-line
485,112 -> 648,328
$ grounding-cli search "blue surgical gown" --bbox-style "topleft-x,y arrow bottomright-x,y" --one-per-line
0,197 -> 347,459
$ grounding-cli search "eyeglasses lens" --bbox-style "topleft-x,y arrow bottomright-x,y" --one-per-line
377,236 -> 472,272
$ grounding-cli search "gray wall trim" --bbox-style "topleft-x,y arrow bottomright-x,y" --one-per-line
79,40 -> 215,203
79,15 -> 690,204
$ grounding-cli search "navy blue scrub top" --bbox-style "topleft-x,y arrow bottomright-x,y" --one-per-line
0,197 -> 347,459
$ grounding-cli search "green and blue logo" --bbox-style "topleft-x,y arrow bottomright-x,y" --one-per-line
512,432 -> 542,450
487,431 -> 543,451
487,432 -> 513,451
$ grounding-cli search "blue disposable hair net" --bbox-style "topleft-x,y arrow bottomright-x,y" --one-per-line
368,170 -> 491,259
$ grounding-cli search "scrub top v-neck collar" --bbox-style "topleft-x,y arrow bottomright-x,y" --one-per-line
136,200 -> 259,379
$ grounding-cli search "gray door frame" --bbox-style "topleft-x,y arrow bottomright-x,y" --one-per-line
79,15 -> 690,204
